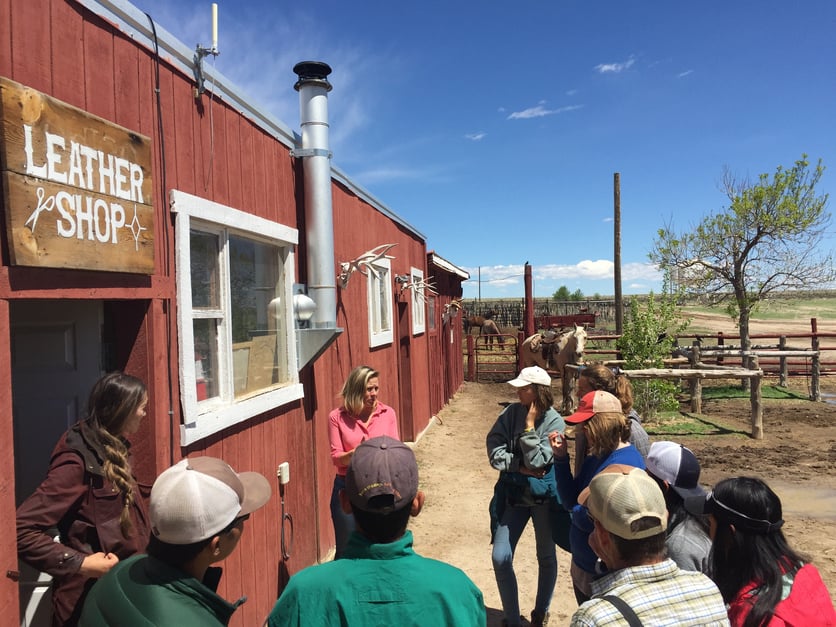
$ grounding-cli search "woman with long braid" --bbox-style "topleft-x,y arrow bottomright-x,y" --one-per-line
17,372 -> 151,626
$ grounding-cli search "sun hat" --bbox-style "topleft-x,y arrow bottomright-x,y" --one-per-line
579,464 -> 668,540
564,390 -> 622,424
507,366 -> 551,387
150,456 -> 272,544
646,441 -> 706,500
345,435 -> 419,513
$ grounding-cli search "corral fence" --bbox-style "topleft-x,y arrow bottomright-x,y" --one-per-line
460,299 -> 617,330
465,334 -> 518,383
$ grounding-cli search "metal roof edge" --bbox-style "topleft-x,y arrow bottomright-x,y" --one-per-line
77,0 -> 426,243
428,251 -> 470,279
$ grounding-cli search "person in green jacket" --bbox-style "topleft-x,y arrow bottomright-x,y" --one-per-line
79,456 -> 271,626
268,435 -> 486,627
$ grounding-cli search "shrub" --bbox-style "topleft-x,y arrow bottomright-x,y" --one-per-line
617,284 -> 690,419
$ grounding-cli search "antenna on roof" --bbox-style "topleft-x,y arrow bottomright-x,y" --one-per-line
194,3 -> 220,98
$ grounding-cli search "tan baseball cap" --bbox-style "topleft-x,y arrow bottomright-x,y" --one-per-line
579,465 -> 668,540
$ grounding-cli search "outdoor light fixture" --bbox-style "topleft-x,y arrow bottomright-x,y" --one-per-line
293,291 -> 317,327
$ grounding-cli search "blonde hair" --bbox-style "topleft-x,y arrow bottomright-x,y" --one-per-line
585,411 -> 631,458
87,372 -> 147,538
340,365 -> 379,416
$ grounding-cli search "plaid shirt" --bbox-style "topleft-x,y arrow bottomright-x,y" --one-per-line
571,559 -> 730,627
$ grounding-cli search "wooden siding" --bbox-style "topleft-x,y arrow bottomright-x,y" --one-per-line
0,1 -> 450,624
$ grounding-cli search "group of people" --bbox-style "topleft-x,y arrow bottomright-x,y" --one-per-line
15,365 -> 836,626
16,366 -> 485,627
486,364 -> 836,626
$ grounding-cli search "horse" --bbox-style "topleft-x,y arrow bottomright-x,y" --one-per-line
481,318 -> 505,349
463,309 -> 496,335
519,324 -> 588,376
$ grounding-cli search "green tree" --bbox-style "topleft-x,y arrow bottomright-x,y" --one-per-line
570,288 -> 584,301
553,285 -> 571,300
617,284 -> 690,418
650,156 -> 834,352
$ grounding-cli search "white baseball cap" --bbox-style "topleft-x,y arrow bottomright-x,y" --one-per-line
508,366 -> 551,387
150,457 -> 271,544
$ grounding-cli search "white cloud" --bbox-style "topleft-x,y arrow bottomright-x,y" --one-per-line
594,56 -> 636,74
677,69 -> 694,78
507,104 -> 583,120
465,131 -> 487,141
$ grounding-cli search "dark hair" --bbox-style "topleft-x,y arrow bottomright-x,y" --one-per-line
146,515 -> 246,567
352,503 -> 412,544
580,362 -> 634,414
647,472 -> 711,536
147,534 -> 213,566
610,520 -> 667,563
531,383 -> 554,415
708,477 -> 807,627
87,372 -> 147,537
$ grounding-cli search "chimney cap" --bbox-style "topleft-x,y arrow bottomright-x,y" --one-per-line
293,61 -> 333,91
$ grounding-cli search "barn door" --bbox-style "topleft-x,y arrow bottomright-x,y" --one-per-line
10,300 -> 103,627
396,300 -> 414,440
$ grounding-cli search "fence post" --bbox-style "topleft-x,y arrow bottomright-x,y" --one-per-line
466,335 -> 475,382
688,342 -> 701,410
778,336 -> 788,387
750,355 -> 763,439
691,374 -> 702,413
717,332 -> 724,365
811,318 -> 821,401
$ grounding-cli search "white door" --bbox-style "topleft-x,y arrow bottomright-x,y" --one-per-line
11,300 -> 103,627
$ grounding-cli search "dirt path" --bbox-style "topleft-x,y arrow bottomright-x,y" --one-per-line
408,379 -> 836,626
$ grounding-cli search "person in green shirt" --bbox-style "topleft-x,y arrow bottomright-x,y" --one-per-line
268,435 -> 486,627
79,456 -> 271,626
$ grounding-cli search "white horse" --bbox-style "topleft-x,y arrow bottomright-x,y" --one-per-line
520,324 -> 587,376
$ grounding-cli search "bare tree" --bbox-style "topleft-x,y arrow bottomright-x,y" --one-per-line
650,155 -> 834,351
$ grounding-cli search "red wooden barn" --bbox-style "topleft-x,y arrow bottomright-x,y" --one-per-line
0,1 -> 469,624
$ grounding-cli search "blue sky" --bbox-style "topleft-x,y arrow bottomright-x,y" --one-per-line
133,0 -> 836,300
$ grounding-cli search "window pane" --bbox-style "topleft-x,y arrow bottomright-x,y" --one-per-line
428,295 -> 437,330
193,318 -> 220,400
190,230 -> 220,308
229,235 -> 283,397
377,266 -> 390,331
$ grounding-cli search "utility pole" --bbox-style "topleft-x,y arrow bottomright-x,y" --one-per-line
478,266 -> 481,302
614,173 -> 623,335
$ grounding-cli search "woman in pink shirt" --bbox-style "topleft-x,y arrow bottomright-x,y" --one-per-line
328,365 -> 399,557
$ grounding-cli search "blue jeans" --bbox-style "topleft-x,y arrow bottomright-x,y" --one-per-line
491,501 -> 557,624
330,474 -> 355,558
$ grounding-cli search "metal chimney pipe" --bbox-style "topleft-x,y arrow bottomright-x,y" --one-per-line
294,61 -> 336,329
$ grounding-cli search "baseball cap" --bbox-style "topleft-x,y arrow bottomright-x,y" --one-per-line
646,441 -> 706,500
345,436 -> 419,513
508,366 -> 551,387
564,390 -> 622,424
150,456 -> 272,544
579,465 -> 668,540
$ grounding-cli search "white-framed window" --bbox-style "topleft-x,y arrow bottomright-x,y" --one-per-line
427,294 -> 437,331
170,190 -> 303,445
410,266 -> 426,335
367,257 -> 393,347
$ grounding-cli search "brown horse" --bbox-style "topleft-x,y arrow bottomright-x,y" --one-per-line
463,309 -> 496,335
481,319 -> 505,349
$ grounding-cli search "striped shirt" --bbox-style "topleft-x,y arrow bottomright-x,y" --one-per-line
571,558 -> 730,626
